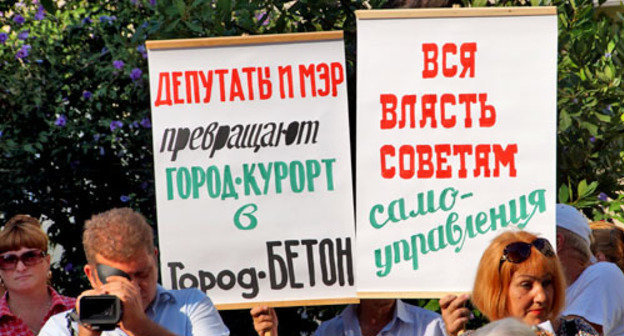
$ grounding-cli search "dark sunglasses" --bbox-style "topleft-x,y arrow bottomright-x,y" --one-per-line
499,238 -> 555,271
0,249 -> 46,270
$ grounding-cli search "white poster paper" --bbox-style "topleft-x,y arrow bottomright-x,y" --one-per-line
147,33 -> 356,307
356,9 -> 558,295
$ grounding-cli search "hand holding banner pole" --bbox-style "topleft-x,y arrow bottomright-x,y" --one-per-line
440,294 -> 471,336
250,306 -> 278,336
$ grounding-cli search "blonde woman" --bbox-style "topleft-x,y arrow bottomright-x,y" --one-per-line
0,215 -> 74,335
441,231 -> 597,336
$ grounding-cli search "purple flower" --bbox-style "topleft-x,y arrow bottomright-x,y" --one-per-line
0,130 -> 3,138
93,133 -> 101,141
605,52 -> 612,59
82,90 -> 92,99
17,30 -> 29,40
255,11 -> 270,26
572,98 -> 578,104
64,263 -> 73,272
82,17 -> 92,24
54,114 -> 67,126
13,15 -> 25,25
149,0 -> 156,5
15,49 -> 28,59
141,181 -> 149,190
99,147 -> 105,156
99,15 -> 115,24
137,45 -> 147,59
113,60 -> 124,69
0,33 -> 7,44
34,7 -> 45,20
140,117 -> 151,128
590,136 -> 596,143
15,45 -> 31,59
130,68 -> 142,81
109,120 -> 123,131
598,192 -> 609,201
120,195 -> 131,202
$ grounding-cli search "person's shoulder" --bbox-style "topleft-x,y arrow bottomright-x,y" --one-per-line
584,262 -> 624,284
49,287 -> 76,311
315,314 -> 345,336
46,309 -> 72,324
160,287 -> 220,314
401,301 -> 441,321
39,310 -> 73,336
162,287 -> 212,303
590,261 -> 622,273
316,305 -> 355,336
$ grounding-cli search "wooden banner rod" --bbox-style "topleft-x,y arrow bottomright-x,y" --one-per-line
147,31 -> 344,50
215,297 -> 359,310
356,6 -> 556,19
357,291 -> 470,299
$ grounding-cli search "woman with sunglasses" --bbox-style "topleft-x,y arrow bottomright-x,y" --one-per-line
0,215 -> 75,335
441,231 -> 597,336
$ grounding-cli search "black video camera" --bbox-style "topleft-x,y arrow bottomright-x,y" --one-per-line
78,264 -> 130,331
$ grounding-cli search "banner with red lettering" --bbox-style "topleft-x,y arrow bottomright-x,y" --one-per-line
355,8 -> 558,296
146,32 -> 357,308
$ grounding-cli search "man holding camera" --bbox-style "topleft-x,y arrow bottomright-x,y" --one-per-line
40,208 -> 230,336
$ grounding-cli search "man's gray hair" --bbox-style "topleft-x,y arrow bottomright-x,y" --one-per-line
558,226 -> 593,263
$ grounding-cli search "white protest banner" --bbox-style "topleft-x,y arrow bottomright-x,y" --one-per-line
355,7 -> 558,297
146,32 -> 357,308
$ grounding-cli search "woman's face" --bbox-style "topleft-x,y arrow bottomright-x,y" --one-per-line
506,268 -> 554,325
0,247 -> 50,293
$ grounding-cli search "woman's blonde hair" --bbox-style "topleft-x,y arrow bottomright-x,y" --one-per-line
590,221 -> 624,272
0,215 -> 48,254
472,231 -> 566,322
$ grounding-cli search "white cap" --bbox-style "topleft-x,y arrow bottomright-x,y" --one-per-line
556,203 -> 591,246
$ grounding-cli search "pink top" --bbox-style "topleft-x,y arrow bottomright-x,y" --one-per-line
0,286 -> 75,336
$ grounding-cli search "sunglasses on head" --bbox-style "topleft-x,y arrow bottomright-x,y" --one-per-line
0,249 -> 46,270
499,238 -> 555,271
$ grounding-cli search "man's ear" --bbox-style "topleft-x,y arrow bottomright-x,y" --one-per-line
556,232 -> 564,253
84,264 -> 100,288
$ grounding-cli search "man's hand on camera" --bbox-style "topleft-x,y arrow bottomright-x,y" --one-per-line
76,288 -> 107,336
99,275 -> 151,334
90,275 -> 177,336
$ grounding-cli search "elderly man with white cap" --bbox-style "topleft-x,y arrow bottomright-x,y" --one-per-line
556,203 -> 624,336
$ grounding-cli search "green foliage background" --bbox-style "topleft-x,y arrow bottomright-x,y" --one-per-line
1,0 -> 623,334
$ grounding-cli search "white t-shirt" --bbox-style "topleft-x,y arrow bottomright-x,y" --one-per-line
562,262 -> 624,336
